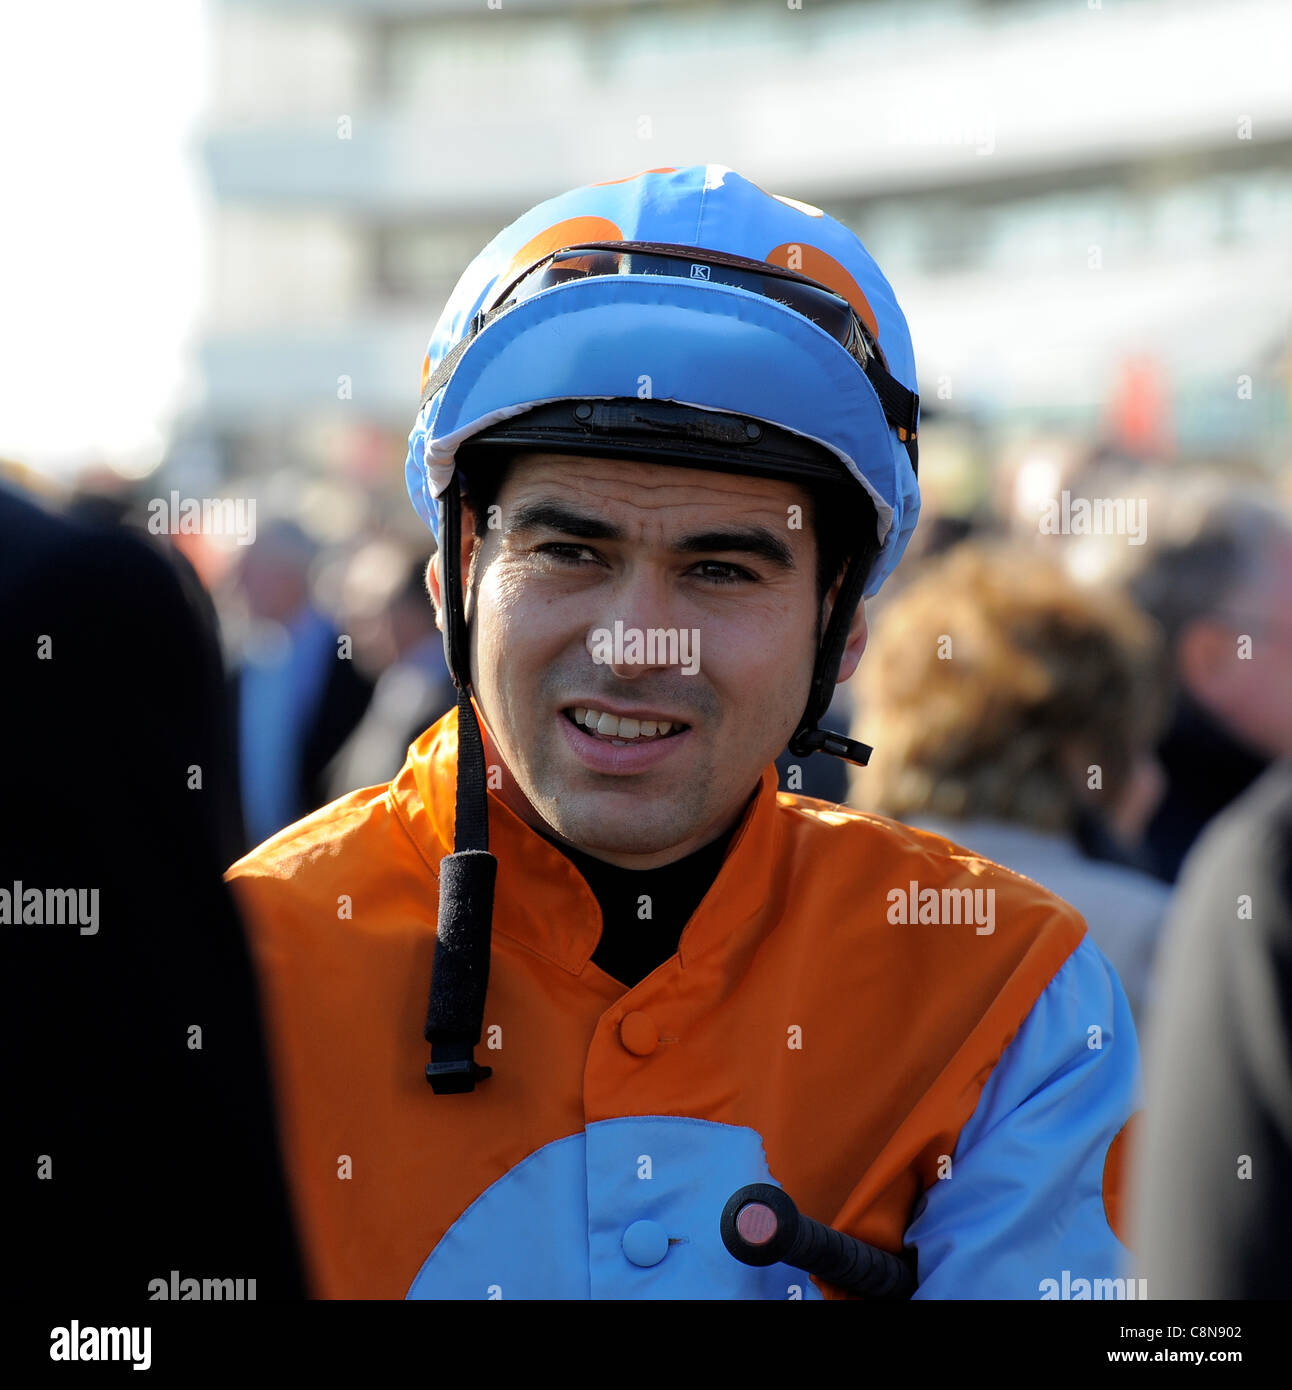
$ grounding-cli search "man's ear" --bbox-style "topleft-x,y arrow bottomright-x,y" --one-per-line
424,555 -> 443,633
836,595 -> 869,684
425,495 -> 481,632
821,572 -> 869,685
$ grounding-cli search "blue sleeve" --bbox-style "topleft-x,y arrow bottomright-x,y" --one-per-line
905,936 -> 1142,1299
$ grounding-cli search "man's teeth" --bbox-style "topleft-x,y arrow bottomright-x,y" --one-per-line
570,707 -> 682,740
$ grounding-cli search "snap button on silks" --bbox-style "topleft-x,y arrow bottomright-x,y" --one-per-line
622,1219 -> 670,1267
619,1011 -> 659,1056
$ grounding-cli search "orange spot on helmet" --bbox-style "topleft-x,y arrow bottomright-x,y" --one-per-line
763,242 -> 879,343
492,215 -> 626,305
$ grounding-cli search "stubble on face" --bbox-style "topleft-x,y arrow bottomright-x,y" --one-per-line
460,453 -> 824,868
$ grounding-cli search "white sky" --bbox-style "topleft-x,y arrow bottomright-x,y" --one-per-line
0,1 -> 208,478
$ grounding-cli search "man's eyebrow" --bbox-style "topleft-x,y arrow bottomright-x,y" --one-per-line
674,526 -> 796,570
506,502 -> 624,541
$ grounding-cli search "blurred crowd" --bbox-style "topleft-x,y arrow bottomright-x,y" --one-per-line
6,442 -> 1291,1037
848,451 -> 1292,1037
4,431 -> 1291,1296
223,521 -> 452,850
8,443 -> 1292,1004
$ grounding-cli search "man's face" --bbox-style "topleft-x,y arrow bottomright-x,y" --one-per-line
1189,534 -> 1292,759
434,452 -> 865,868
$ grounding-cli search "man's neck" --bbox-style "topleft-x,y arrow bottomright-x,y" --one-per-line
539,817 -> 742,989
533,807 -> 751,870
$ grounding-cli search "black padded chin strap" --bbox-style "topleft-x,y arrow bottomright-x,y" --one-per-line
787,549 -> 874,768
423,475 -> 496,1094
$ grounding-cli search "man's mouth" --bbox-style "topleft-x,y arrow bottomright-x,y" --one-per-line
563,706 -> 690,746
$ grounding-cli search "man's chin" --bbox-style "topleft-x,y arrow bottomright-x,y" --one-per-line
535,788 -> 700,860
491,722 -> 737,860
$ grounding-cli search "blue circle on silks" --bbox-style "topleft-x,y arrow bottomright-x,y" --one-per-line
405,1115 -> 825,1300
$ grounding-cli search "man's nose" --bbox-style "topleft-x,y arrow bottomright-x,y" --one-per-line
587,564 -> 683,679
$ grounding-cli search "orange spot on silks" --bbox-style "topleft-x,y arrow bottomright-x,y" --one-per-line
763,242 -> 879,341
588,167 -> 677,186
1102,1111 -> 1142,1249
493,216 -> 626,301
420,354 -> 431,394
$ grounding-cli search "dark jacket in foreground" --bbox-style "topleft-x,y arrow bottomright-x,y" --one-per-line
0,481 -> 304,1299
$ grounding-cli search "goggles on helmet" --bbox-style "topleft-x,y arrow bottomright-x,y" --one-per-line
419,237 -> 918,470
480,240 -> 881,373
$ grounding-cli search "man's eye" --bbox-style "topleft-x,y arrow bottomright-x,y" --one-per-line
692,561 -> 756,584
534,542 -> 598,565
531,547 -> 752,583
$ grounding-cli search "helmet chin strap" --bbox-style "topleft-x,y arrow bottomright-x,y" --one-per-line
788,547 -> 874,767
423,473 -> 496,1094
421,474 -> 872,1093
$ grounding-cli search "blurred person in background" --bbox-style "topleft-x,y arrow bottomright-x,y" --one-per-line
1132,757 -> 1292,1296
227,518 -> 373,852
1127,491 -> 1292,883
850,542 -> 1170,1026
60,477 -> 249,860
327,550 -> 456,799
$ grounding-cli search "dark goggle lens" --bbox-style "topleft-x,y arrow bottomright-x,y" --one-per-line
492,247 -> 871,361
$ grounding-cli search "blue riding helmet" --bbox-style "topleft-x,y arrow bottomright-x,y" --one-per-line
405,163 -> 920,600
